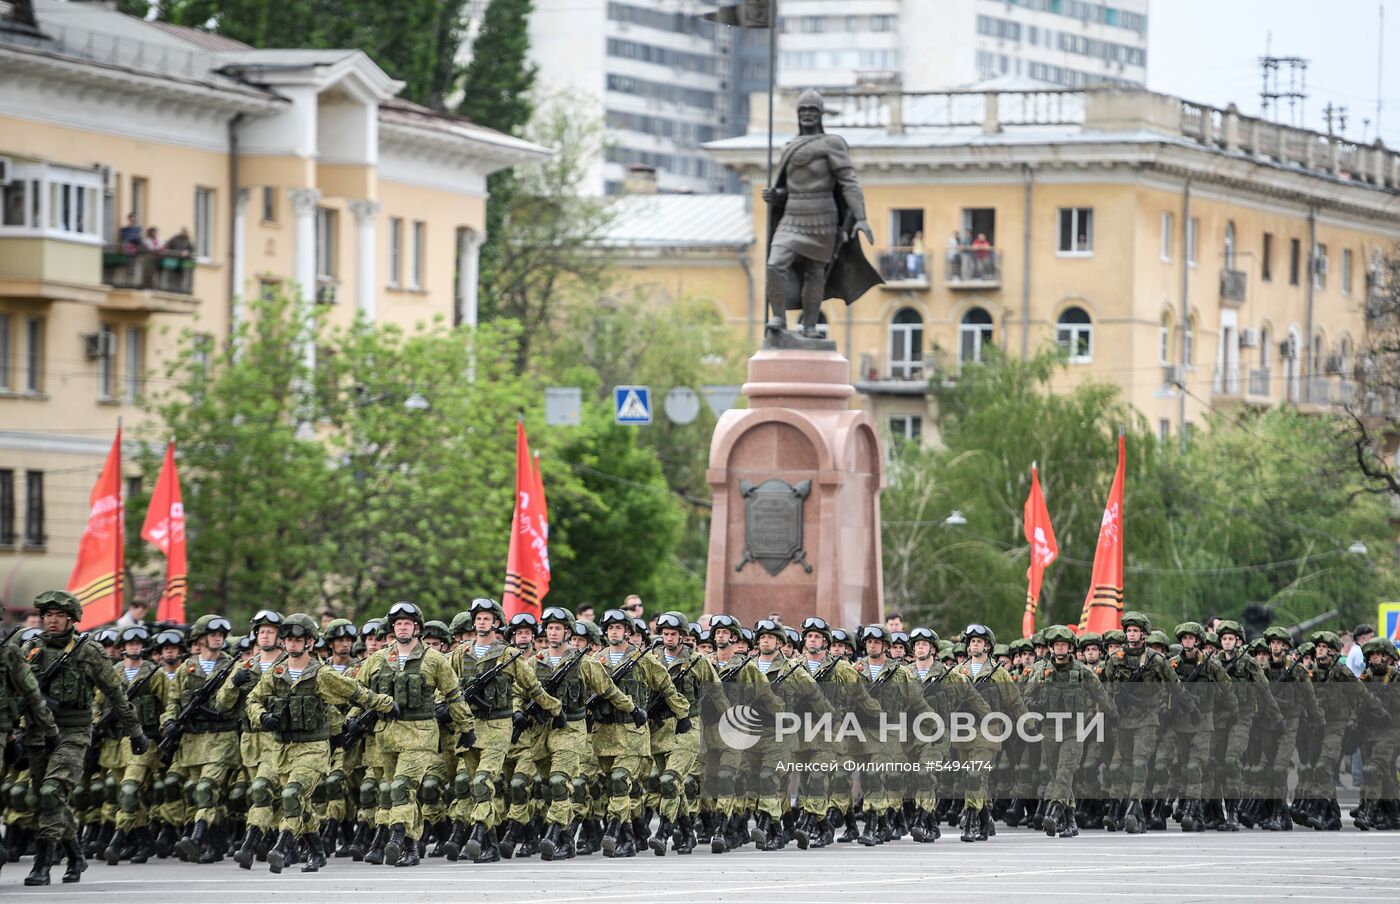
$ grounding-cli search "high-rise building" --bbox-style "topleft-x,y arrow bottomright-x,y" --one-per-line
530,0 -> 734,195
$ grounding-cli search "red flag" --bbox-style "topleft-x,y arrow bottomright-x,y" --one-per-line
69,426 -> 124,629
1022,464 -> 1058,639
503,421 -> 550,618
1078,434 -> 1126,634
141,441 -> 187,623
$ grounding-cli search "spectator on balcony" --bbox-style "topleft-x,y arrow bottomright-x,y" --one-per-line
946,230 -> 964,279
972,232 -> 992,277
142,226 -> 162,251
898,232 -> 913,279
119,213 -> 143,252
908,230 -> 925,279
164,227 -> 193,258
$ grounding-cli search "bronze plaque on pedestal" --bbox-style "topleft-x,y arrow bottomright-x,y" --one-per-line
736,479 -> 812,576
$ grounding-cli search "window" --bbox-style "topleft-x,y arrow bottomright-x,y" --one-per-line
125,475 -> 143,502
24,316 -> 41,392
194,187 -> 214,259
1056,306 -> 1093,362
98,323 -> 116,400
1259,327 -> 1271,368
316,208 -> 337,279
1158,419 -> 1170,444
961,207 -> 996,246
262,186 -> 277,223
1057,207 -> 1093,253
1313,243 -> 1328,289
1186,216 -> 1199,265
1289,238 -> 1301,285
959,307 -> 994,366
411,221 -> 425,289
889,209 -> 924,248
0,164 -> 102,240
0,313 -> 9,390
388,217 -> 403,287
1160,211 -> 1173,260
1184,316 -> 1196,367
126,325 -> 144,400
1223,221 -> 1236,269
131,177 -> 148,227
259,279 -> 280,302
0,470 -> 12,546
1262,233 -> 1274,281
888,308 -> 924,379
1159,312 -> 1171,364
23,470 -> 43,547
1342,248 -> 1354,295
888,415 -> 922,444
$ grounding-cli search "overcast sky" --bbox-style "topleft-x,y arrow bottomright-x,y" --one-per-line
1148,0 -> 1400,146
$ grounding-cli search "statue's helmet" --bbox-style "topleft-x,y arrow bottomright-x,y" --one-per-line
796,88 -> 825,114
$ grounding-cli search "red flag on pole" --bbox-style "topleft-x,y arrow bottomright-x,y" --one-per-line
69,425 -> 124,629
1078,434 -> 1126,634
141,441 -> 188,623
503,421 -> 550,619
1022,464 -> 1059,639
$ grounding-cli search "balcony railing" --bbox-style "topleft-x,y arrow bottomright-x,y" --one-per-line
857,351 -> 942,384
102,251 -> 195,295
1220,268 -> 1246,303
876,247 -> 929,285
1247,367 -> 1270,397
945,248 -> 1002,287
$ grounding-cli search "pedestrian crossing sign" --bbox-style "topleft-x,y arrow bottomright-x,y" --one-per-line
1381,602 -> 1400,646
614,385 -> 652,425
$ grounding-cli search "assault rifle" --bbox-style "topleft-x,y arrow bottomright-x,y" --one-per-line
644,649 -> 706,724
586,638 -> 663,715
461,647 -> 526,710
336,706 -> 379,752
85,664 -> 160,773
157,656 -> 238,765
37,633 -> 91,699
512,648 -> 587,743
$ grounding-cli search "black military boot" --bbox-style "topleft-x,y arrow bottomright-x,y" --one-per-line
649,816 -> 672,855
174,818 -> 206,861
856,808 -> 879,846
301,831 -> 327,873
1146,799 -> 1167,831
103,828 -> 128,866
1315,799 -> 1342,831
1042,801 -> 1063,837
600,817 -> 623,857
339,820 -> 367,859
24,839 -> 55,886
560,820 -> 580,859
362,824 -> 389,865
792,810 -> 813,849
958,807 -> 977,842
391,833 -> 419,867
748,811 -> 770,846
1030,798 -> 1048,831
233,825 -> 263,869
151,821 -> 176,858
574,819 -> 598,856
675,816 -> 696,855
1124,799 -> 1146,834
1180,799 -> 1199,832
1060,808 -> 1080,838
978,807 -> 993,840
615,821 -> 637,858
264,829 -> 296,874
59,837 -> 87,884
538,823 -> 563,861
1222,799 -> 1240,831
382,823 -> 408,864
1204,798 -> 1225,830
496,820 -> 521,860
838,808 -> 860,843
460,820 -> 487,861
197,822 -> 225,863
518,818 -> 543,858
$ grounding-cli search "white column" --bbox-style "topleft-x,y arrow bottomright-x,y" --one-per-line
457,228 -> 483,328
348,199 -> 380,321
231,187 -> 250,333
287,187 -> 321,372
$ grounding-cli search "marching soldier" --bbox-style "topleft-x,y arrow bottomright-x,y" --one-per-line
908,626 -> 988,843
1101,611 -> 1176,834
0,617 -> 58,873
1213,619 -> 1281,830
218,609 -> 287,863
646,611 -> 711,856
99,625 -> 168,865
749,618 -> 824,851
955,623 -> 1027,842
1167,622 -> 1236,832
1355,637 -> 1399,830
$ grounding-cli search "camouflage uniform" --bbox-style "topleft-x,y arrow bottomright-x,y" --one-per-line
1101,612 -> 1177,833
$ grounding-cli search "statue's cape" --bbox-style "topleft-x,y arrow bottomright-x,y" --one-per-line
767,135 -> 884,310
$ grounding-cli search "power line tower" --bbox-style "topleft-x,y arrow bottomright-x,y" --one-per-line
1322,102 -> 1349,137
1259,55 -> 1309,128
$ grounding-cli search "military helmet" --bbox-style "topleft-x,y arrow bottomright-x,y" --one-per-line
1169,643 -> 1183,658
152,628 -> 186,651
1203,631 -> 1220,647
1174,621 -> 1205,642
800,616 -> 832,642
993,643 -> 1010,659
1077,631 -> 1103,650
118,625 -> 150,646
1361,637 -> 1395,658
653,611 -> 687,635
888,630 -> 910,648
1247,638 -> 1269,656
34,589 -> 82,621
739,627 -> 755,645
688,621 -> 703,640
1102,629 -> 1126,646
422,620 -> 451,643
952,641 -> 967,656
233,635 -> 255,654
1121,611 -> 1152,632
630,617 -> 648,637
279,613 -> 319,641
909,626 -> 938,647
541,606 -> 576,629
466,597 -> 505,626
386,601 -> 426,628
507,613 -> 539,636
12,627 -> 43,646
599,608 -> 631,629
937,641 -> 954,659
1043,624 -> 1076,646
249,609 -> 283,630
696,628 -> 712,645
1216,619 -> 1245,640
1263,626 -> 1293,645
448,612 -> 472,636
94,627 -> 120,647
859,624 -> 889,644
361,618 -> 384,638
1010,638 -> 1033,655
324,618 -> 357,641
1145,630 -> 1170,648
830,628 -> 852,646
188,614 -> 233,642
1309,630 -> 1341,651
1031,629 -> 1046,647
580,619 -> 603,644
783,626 -> 801,646
571,620 -> 590,640
1296,641 -> 1316,658
962,623 -> 995,646
708,614 -> 739,633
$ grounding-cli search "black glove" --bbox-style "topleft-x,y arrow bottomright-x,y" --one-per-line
456,730 -> 477,750
387,701 -> 402,721
675,716 -> 692,735
259,711 -> 282,731
3,736 -> 23,766
230,667 -> 255,688
552,712 -> 568,729
700,697 -> 721,723
630,706 -> 648,728
43,732 -> 58,753
435,701 -> 452,726
512,711 -> 532,736
129,733 -> 150,756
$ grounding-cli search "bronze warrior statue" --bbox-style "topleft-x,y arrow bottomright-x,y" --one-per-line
761,89 -> 882,344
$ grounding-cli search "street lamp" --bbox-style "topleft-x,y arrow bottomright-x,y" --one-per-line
944,510 -> 968,527
1348,540 -> 1369,556
403,392 -> 431,412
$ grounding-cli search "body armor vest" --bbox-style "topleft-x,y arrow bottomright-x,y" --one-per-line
181,655 -> 239,733
30,637 -> 95,729
538,653 -> 587,721
460,647 -> 515,720
596,651 -> 645,723
270,663 -> 330,742
370,652 -> 435,720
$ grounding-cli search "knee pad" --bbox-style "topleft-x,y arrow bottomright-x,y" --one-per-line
103,774 -> 119,805
228,780 -> 249,811
323,770 -> 345,800
359,779 -> 378,809
628,776 -> 644,801
378,781 -> 392,810
8,780 -> 31,812
37,779 -> 65,813
310,779 -> 329,806
684,775 -> 700,801
118,779 -> 142,815
548,772 -> 571,803
531,776 -> 546,802
643,766 -> 661,796
192,778 -> 217,809
508,773 -> 530,805
389,777 -> 415,808
281,782 -> 305,819
658,770 -> 681,800
420,776 -> 443,805
453,770 -> 473,799
862,772 -> 881,797
608,767 -> 631,798
571,776 -> 589,805
469,771 -> 494,803
249,777 -> 274,808
714,767 -> 736,798
1225,762 -> 1243,786
86,778 -> 103,803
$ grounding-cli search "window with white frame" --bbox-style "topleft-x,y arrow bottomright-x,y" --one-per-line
1056,306 -> 1093,363
388,217 -> 403,287
24,316 -> 42,393
1159,418 -> 1170,444
98,323 -> 116,400
0,313 -> 9,391
1184,316 -> 1196,367
0,163 -> 103,241
1314,243 -> 1328,289
888,415 -> 922,445
316,208 -> 338,279
888,308 -> 924,379
959,307 -> 994,366
1057,208 -> 1093,254
1159,312 -> 1171,365
1342,248 -> 1353,295
1160,211 -> 1173,260
126,325 -> 144,400
194,187 -> 214,258
411,221 -> 425,289
1186,216 -> 1199,265
1224,221 -> 1236,269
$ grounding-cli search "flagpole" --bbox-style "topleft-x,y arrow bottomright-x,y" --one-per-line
114,418 -> 123,616
766,0 -> 777,188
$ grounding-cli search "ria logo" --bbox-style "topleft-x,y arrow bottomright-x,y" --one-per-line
717,704 -> 765,750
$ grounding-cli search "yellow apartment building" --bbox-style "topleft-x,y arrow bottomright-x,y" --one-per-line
685,83 -> 1400,448
0,1 -> 547,613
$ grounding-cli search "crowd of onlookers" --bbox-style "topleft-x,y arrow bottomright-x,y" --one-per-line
879,229 -> 998,282
117,212 -> 192,257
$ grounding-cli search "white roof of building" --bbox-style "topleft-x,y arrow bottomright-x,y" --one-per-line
601,194 -> 754,250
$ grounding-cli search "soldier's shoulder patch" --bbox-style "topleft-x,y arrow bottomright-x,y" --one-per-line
187,663 -> 198,674
274,666 -> 285,675
25,646 -> 40,661
1114,650 -> 1125,659
1170,658 -> 1179,668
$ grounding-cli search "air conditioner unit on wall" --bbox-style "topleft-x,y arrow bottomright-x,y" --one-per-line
1162,364 -> 1184,387
83,332 -> 115,360
0,157 -> 11,184
1280,336 -> 1298,360
1239,329 -> 1258,348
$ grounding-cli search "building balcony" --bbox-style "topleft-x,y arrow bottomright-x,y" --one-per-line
0,233 -> 107,304
945,248 -> 1002,289
102,251 -> 195,295
1220,268 -> 1247,304
854,351 -> 942,396
876,247 -> 930,288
